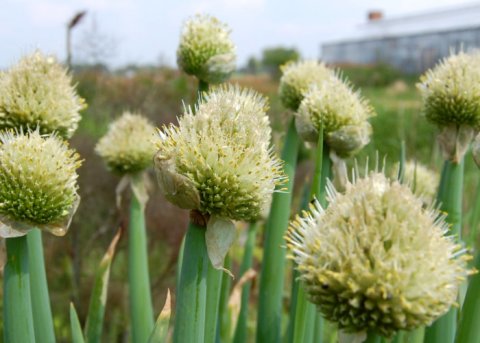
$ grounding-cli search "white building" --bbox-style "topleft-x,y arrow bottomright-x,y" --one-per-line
321,3 -> 480,73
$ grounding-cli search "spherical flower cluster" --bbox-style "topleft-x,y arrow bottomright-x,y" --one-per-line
177,14 -> 236,83
155,84 -> 284,221
286,172 -> 469,337
0,130 -> 81,236
418,51 -> 480,129
278,60 -> 331,111
0,51 -> 86,139
95,112 -> 157,175
393,161 -> 439,206
296,74 -> 374,156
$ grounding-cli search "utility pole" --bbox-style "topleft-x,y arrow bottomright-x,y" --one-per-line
66,11 -> 87,68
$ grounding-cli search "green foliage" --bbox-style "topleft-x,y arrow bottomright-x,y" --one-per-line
338,63 -> 407,88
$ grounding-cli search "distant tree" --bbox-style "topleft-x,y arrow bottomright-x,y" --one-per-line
245,56 -> 260,74
261,47 -> 300,78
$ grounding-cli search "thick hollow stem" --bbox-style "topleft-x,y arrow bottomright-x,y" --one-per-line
292,129 -> 330,343
27,229 -> 56,343
233,222 -> 258,343
205,263 -> 223,343
456,253 -> 480,343
128,191 -> 154,343
425,159 -> 464,343
256,118 -> 300,342
4,235 -> 36,343
173,221 -> 209,343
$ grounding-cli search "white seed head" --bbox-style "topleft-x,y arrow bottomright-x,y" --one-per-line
155,85 -> 285,221
392,161 -> 439,206
0,51 -> 86,139
418,51 -> 480,129
278,60 -> 332,111
0,130 -> 81,228
177,14 -> 236,83
297,74 -> 374,156
96,112 -> 157,175
286,172 -> 469,337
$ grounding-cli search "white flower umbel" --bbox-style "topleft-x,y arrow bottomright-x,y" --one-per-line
0,51 -> 86,139
177,14 -> 236,84
286,171 -> 469,338
418,51 -> 480,161
278,60 -> 332,112
0,130 -> 81,237
296,74 -> 374,157
155,84 -> 285,268
96,111 -> 157,175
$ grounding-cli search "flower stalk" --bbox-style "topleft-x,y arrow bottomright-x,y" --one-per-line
3,236 -> 36,343
233,222 -> 258,343
173,221 -> 209,343
27,229 -> 56,343
257,118 -> 300,342
128,183 -> 154,343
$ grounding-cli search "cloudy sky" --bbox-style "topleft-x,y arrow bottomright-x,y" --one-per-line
1,0 -> 477,68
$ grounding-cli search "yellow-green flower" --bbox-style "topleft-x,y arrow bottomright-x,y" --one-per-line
418,51 -> 480,129
0,51 -> 86,139
0,130 -> 81,237
177,14 -> 236,83
286,171 -> 469,337
278,60 -> 332,111
296,74 -> 374,156
155,84 -> 284,221
95,111 -> 157,175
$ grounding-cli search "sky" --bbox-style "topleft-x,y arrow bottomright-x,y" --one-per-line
1,0 -> 477,69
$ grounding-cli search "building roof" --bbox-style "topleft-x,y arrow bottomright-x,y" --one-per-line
324,2 -> 480,45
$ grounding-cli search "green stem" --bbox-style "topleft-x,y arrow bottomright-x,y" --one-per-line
233,222 -> 258,343
3,236 -> 35,343
469,180 -> 480,248
176,236 -> 186,291
313,312 -> 324,342
424,159 -> 464,343
218,254 -> 233,342
256,118 -> 300,342
173,221 -> 208,343
128,191 -> 154,343
456,253 -> 480,343
286,182 -> 312,343
27,229 -> 56,343
205,263 -> 223,343
292,130 -> 330,343
365,331 -> 382,343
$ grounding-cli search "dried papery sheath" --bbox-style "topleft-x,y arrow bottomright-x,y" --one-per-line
0,51 -> 86,139
177,14 -> 236,83
96,111 -> 157,175
392,161 -> 439,206
0,130 -> 81,237
473,133 -> 480,168
278,60 -> 332,111
286,171 -> 470,337
296,74 -> 374,156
